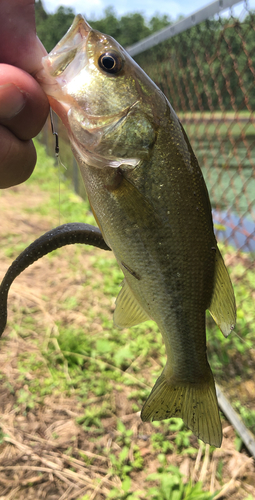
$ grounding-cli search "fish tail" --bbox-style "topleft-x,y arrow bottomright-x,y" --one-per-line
141,370 -> 222,447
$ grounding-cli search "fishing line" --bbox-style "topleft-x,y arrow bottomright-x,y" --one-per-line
50,108 -> 67,225
232,329 -> 255,353
50,108 -> 59,157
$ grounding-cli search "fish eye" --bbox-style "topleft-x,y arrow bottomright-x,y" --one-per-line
98,52 -> 123,74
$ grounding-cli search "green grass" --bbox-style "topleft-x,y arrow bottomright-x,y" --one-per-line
1,138 -> 254,497
28,139 -> 94,225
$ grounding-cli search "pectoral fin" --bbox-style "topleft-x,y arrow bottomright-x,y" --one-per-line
114,279 -> 150,328
209,246 -> 236,337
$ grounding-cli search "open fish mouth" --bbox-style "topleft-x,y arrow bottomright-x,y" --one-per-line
43,15 -> 91,79
36,15 -> 92,107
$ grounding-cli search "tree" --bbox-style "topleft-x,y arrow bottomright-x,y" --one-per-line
35,2 -> 171,51
35,3 -> 75,52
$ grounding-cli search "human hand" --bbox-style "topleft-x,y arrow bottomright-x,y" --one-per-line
0,0 -> 49,188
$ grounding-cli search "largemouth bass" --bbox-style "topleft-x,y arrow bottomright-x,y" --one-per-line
36,15 -> 236,447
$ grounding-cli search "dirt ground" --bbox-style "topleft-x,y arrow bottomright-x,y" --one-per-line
0,182 -> 254,500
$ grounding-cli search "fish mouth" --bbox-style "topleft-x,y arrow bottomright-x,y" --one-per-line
43,15 -> 91,79
36,15 -> 92,118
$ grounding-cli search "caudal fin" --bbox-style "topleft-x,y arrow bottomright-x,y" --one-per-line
141,372 -> 222,447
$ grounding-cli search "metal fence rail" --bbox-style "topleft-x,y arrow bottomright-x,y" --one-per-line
127,0 -> 242,56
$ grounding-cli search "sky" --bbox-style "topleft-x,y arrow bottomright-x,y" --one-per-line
42,0 -> 250,22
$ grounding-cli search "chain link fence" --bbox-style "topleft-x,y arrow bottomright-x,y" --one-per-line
38,0 -> 255,437
130,0 -> 255,254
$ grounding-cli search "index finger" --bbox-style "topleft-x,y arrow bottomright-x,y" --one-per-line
0,0 -> 47,74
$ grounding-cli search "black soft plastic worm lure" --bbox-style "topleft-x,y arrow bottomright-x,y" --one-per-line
0,223 -> 110,336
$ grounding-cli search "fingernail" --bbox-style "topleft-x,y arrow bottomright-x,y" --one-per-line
0,83 -> 26,118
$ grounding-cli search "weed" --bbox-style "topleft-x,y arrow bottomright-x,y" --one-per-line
0,428 -> 7,444
77,402 -> 111,429
147,465 -> 215,499
151,433 -> 174,454
216,459 -> 224,485
106,476 -> 144,499
116,420 -> 134,446
234,401 -> 255,434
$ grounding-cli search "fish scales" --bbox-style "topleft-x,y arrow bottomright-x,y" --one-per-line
36,14 -> 236,447
77,107 -> 215,380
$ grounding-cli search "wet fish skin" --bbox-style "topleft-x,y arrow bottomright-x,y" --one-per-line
37,15 -> 236,447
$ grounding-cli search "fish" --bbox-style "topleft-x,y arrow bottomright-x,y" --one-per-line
35,15 -> 236,447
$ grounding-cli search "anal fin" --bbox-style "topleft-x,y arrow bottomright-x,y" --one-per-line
114,279 -> 150,329
209,246 -> 236,337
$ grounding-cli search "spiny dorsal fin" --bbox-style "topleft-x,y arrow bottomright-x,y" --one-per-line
209,246 -> 236,337
114,279 -> 150,329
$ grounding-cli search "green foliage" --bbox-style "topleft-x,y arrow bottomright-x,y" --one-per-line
216,459 -> 224,484
151,432 -> 174,454
234,401 -> 255,434
35,2 -> 171,52
28,140 -> 94,225
151,419 -> 197,457
35,2 -> 75,52
109,445 -> 142,479
148,14 -> 173,33
77,402 -> 111,428
135,15 -> 255,111
147,465 -> 215,499
90,8 -> 170,47
107,478 -> 143,499
116,420 -> 134,446
90,7 -> 149,47
0,428 -> 7,444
